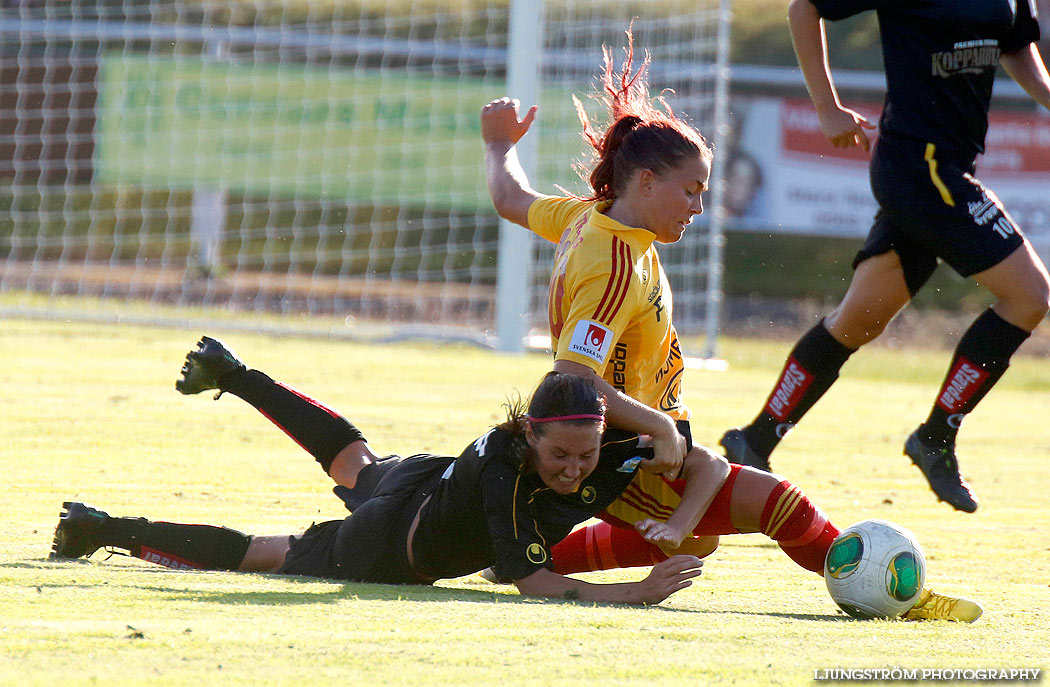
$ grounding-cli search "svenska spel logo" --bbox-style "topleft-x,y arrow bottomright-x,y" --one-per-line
568,320 -> 613,364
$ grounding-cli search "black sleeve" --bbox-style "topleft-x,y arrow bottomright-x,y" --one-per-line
1001,0 -> 1040,54
806,0 -> 886,21
481,461 -> 555,582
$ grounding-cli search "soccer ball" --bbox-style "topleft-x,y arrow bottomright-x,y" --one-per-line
824,519 -> 926,619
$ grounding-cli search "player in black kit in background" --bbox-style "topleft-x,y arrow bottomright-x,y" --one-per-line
721,0 -> 1050,512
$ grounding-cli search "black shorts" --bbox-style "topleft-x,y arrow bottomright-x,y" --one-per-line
856,133 -> 1026,295
676,419 -> 693,452
278,456 -> 449,584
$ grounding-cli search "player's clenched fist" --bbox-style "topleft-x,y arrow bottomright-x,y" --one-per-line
481,97 -> 537,144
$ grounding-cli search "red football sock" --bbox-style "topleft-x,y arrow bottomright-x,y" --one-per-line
759,480 -> 840,574
551,521 -> 668,574
552,466 -> 840,576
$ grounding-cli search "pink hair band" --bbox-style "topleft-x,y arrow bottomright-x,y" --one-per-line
527,414 -> 605,423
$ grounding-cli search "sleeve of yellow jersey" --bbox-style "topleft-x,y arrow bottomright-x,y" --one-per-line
553,246 -> 636,376
526,195 -> 592,244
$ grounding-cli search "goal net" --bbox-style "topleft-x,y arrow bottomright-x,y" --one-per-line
0,1 -> 730,351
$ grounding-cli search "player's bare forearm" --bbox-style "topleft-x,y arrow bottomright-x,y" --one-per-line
1000,45 -> 1050,112
551,359 -> 685,475
484,140 -> 538,227
787,0 -> 838,111
787,0 -> 873,149
638,446 -> 730,548
513,557 -> 703,605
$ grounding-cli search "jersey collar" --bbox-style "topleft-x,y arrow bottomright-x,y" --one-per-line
588,200 -> 657,250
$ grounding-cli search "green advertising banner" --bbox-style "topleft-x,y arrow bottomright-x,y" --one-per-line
95,54 -> 592,209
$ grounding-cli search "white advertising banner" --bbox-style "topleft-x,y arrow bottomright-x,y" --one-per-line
726,98 -> 1050,264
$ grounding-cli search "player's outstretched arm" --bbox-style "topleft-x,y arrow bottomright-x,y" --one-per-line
481,97 -> 542,228
1000,44 -> 1050,111
635,446 -> 730,549
787,0 -> 874,150
513,555 -> 703,605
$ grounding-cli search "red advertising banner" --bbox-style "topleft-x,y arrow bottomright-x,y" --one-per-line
726,97 -> 1050,264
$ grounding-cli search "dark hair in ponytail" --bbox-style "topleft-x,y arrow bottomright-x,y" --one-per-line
498,372 -> 606,438
573,27 -> 712,202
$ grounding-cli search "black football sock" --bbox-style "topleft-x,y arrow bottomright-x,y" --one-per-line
742,320 -> 856,459
100,517 -> 251,571
220,369 -> 365,473
919,308 -> 1030,446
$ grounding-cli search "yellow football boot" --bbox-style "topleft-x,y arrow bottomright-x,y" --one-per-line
903,587 -> 983,623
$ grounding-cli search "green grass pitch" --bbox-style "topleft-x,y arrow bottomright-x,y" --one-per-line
2,318 -> 1048,685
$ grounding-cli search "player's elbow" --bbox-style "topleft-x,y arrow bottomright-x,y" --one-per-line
512,573 -> 549,598
686,445 -> 731,483
513,568 -> 575,600
489,186 -> 534,227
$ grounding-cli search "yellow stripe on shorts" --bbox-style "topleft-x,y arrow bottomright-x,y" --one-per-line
924,143 -> 956,207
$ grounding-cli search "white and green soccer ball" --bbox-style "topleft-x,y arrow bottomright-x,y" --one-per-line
824,519 -> 926,619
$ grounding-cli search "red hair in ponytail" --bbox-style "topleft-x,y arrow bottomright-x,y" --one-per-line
573,27 -> 712,202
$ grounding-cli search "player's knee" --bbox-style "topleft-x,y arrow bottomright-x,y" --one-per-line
663,535 -> 719,559
1033,277 -> 1050,320
999,282 -> 1050,329
825,310 -> 889,346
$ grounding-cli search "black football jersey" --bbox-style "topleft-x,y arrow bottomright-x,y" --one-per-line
810,0 -> 1040,158
410,426 -> 648,581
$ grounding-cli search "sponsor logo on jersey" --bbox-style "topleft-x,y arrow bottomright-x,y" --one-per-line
617,456 -> 643,473
568,320 -> 613,364
580,486 -> 596,504
526,543 -> 548,564
936,358 -> 987,412
611,342 -> 628,392
766,358 -> 813,421
932,40 -> 1000,78
658,368 -> 684,413
655,338 -> 683,386
652,294 -> 665,322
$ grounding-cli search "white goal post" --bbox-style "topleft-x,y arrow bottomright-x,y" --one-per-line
0,0 -> 731,355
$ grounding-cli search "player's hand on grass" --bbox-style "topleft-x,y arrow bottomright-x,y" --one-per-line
637,555 -> 703,604
635,518 -> 688,550
481,97 -> 537,145
815,103 -> 875,151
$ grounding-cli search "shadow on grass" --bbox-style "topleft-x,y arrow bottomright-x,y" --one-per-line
164,578 -> 531,606
8,558 -> 603,608
12,558 -> 850,620
720,609 -> 845,622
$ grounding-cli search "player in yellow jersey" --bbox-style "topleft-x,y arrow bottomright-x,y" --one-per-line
484,34 -> 710,471
481,30 -> 982,621
484,31 -> 730,547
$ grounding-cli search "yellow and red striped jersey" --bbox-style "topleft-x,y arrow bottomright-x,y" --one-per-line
527,195 -> 689,421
